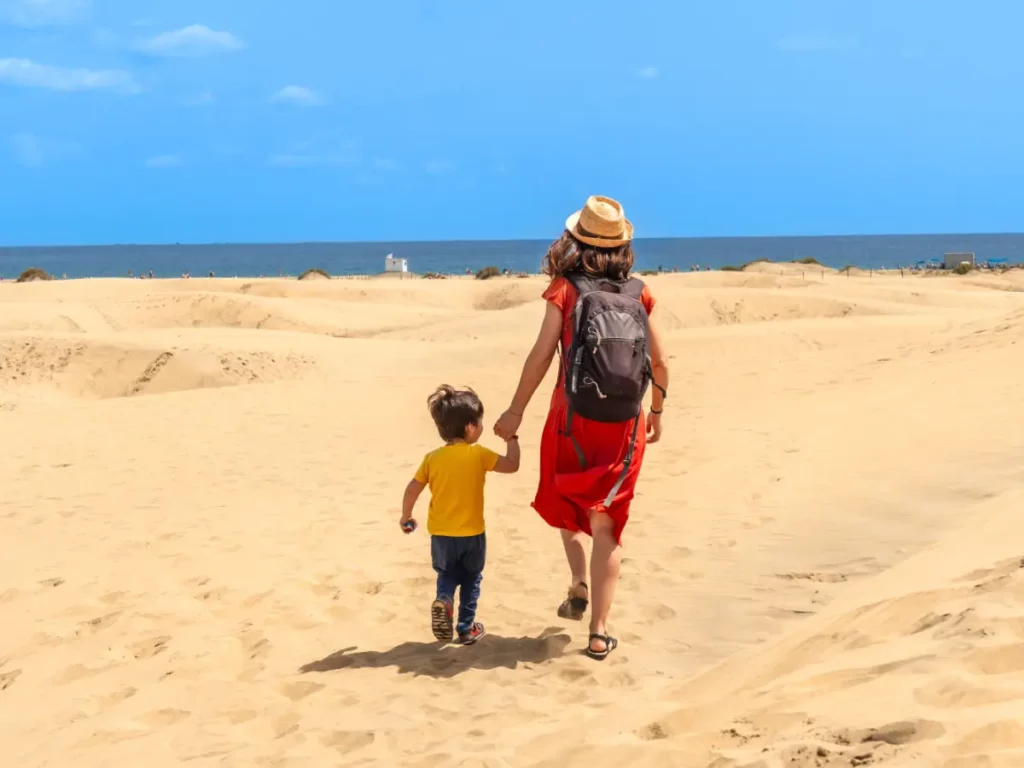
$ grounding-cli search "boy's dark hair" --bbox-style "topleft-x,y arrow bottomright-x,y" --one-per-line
427,385 -> 484,442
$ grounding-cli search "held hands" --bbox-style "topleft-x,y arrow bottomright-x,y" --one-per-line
493,409 -> 523,442
646,410 -> 663,444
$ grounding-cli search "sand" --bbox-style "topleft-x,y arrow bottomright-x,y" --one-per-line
2,267 -> 1023,767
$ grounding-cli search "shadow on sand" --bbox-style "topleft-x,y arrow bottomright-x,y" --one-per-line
300,627 -> 572,679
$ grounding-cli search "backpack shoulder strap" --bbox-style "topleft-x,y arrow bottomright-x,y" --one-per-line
564,272 -> 600,297
566,272 -> 642,298
621,277 -> 645,301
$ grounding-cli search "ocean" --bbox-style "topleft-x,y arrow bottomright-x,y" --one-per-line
1,233 -> 1022,280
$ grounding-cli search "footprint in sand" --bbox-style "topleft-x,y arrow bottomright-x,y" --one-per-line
195,587 -> 231,602
956,555 -> 1024,585
556,666 -> 594,684
914,677 -> 1023,709
951,719 -> 1024,755
327,605 -> 355,621
273,713 -> 301,740
322,730 -> 375,755
355,580 -> 385,595
95,687 -> 138,710
0,668 -> 22,690
138,708 -> 191,727
964,643 -> 1024,676
638,721 -> 670,741
241,590 -> 275,608
650,603 -> 677,620
852,720 -> 946,746
309,583 -> 337,598
237,626 -> 270,681
132,636 -> 170,660
54,664 -> 103,685
776,571 -> 849,584
223,709 -> 259,725
280,680 -> 325,702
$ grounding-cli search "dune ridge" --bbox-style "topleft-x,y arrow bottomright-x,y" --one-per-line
2,266 -> 1024,767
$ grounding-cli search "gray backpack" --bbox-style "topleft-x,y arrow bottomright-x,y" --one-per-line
559,273 -> 656,499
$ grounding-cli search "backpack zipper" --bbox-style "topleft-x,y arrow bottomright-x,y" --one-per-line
570,347 -> 584,393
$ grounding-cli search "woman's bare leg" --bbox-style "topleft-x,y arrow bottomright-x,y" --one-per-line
588,511 -> 621,652
560,528 -> 588,588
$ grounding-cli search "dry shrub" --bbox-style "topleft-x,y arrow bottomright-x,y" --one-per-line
16,267 -> 52,282
298,267 -> 331,280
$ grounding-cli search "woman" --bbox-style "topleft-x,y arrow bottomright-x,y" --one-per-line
493,195 -> 670,659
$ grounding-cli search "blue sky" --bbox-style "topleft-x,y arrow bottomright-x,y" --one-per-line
1,0 -> 1023,245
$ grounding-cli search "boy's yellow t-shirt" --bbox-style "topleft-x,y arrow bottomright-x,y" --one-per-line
414,443 -> 499,537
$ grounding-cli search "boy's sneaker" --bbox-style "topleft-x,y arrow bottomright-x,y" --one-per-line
457,622 -> 486,646
430,598 -> 454,642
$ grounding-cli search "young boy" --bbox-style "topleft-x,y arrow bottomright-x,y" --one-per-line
400,385 -> 520,645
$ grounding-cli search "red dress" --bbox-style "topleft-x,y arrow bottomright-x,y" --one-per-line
530,276 -> 657,545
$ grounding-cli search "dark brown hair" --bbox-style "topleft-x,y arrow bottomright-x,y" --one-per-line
427,385 -> 484,442
541,230 -> 635,281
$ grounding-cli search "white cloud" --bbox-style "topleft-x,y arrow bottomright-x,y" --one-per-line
146,154 -> 183,168
425,160 -> 454,174
636,66 -> 659,79
136,24 -> 243,58
269,151 -> 358,168
271,85 -> 328,106
777,35 -> 858,53
182,90 -> 214,106
371,157 -> 400,171
269,140 -> 360,168
0,57 -> 139,92
10,133 -> 79,166
91,27 -> 118,46
0,0 -> 90,27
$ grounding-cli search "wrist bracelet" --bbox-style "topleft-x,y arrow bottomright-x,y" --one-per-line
650,408 -> 663,415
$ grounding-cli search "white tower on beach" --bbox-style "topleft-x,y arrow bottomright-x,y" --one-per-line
384,253 -> 408,273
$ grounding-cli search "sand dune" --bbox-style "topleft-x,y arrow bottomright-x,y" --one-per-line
2,267 -> 1024,767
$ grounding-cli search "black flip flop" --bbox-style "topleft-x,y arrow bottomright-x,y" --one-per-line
585,633 -> 618,660
557,582 -> 589,621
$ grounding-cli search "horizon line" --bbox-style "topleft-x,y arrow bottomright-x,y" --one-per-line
4,230 -> 1024,250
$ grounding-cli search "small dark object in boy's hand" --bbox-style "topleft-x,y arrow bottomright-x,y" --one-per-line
402,520 -> 417,533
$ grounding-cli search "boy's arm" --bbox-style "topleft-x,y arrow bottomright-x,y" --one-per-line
400,479 -> 425,528
491,437 -> 521,474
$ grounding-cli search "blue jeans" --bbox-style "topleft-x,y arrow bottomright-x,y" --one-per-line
431,533 -> 486,634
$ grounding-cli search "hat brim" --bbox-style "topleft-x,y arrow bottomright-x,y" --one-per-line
565,210 -> 634,248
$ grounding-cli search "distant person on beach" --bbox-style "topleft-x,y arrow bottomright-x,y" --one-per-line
400,386 -> 520,645
493,195 -> 670,660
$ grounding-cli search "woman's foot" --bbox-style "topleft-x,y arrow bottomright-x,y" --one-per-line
585,633 -> 618,660
556,582 -> 589,621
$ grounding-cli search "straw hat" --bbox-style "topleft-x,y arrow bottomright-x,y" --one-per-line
565,195 -> 634,248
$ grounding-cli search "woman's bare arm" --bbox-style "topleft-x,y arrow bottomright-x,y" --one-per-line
648,312 -> 670,412
508,301 -> 563,415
